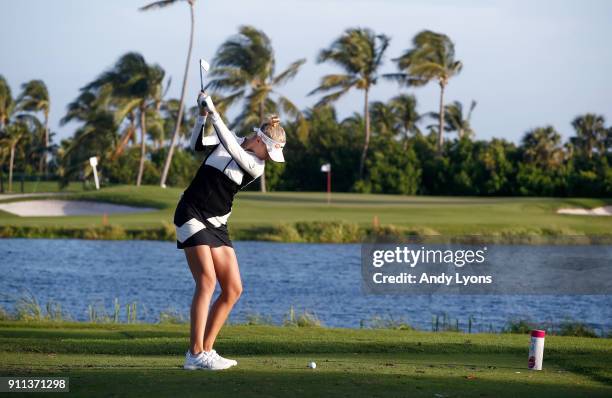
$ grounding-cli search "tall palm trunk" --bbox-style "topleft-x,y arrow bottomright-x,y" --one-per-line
8,142 -> 15,192
437,81 -> 446,154
44,112 -> 49,174
155,100 -> 163,150
358,87 -> 370,178
38,112 -> 49,175
112,111 -> 136,160
159,2 -> 195,188
136,106 -> 147,186
259,100 -> 266,193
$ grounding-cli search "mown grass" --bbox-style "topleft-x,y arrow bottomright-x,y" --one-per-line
1,185 -> 611,243
0,180 -> 85,194
0,321 -> 610,397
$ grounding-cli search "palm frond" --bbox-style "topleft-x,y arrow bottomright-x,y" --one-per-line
309,74 -> 357,96
272,59 -> 306,86
382,72 -> 408,84
276,95 -> 301,119
216,90 -> 245,110
139,0 -> 180,11
314,86 -> 353,107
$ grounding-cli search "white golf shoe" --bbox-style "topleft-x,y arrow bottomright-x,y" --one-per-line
183,350 -> 237,370
209,349 -> 238,368
183,350 -> 210,370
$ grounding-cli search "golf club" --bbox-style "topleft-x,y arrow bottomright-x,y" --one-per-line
199,58 -> 210,92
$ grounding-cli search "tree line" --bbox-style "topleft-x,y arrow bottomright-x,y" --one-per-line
1,2 -> 610,196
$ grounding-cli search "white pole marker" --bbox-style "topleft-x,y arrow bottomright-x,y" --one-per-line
89,156 -> 100,190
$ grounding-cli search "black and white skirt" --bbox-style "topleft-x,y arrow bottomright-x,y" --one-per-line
173,197 -> 233,249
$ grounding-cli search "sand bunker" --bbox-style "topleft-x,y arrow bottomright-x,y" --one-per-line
557,206 -> 612,216
0,200 -> 155,217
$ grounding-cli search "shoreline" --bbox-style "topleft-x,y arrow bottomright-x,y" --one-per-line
1,222 -> 610,245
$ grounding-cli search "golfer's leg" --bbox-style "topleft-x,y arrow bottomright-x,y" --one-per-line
184,245 -> 216,355
203,246 -> 242,351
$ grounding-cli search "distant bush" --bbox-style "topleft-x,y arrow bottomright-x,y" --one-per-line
15,291 -> 65,321
159,308 -> 187,324
283,306 -> 322,327
504,319 -> 601,337
257,223 -> 302,242
1,221 -> 610,244
504,319 -> 535,334
244,313 -> 275,326
83,225 -> 127,240
366,315 -> 414,330
0,305 -> 13,321
295,221 -> 363,243
558,322 -> 598,338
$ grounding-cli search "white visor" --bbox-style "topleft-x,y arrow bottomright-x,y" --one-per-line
255,128 -> 285,162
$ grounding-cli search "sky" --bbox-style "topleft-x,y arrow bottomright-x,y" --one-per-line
1,0 -> 611,143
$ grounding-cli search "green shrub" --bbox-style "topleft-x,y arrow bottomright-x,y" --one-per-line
83,225 -> 127,240
367,315 -> 414,330
558,322 -> 598,338
259,223 -> 303,242
15,292 -> 65,321
295,221 -> 363,243
159,308 -> 187,324
244,313 -> 275,326
504,319 -> 536,334
283,306 -> 322,327
0,305 -> 13,321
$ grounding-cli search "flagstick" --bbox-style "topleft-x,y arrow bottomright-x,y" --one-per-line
321,163 -> 332,205
327,170 -> 331,205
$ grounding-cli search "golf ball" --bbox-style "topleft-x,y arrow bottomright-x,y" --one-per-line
308,362 -> 317,369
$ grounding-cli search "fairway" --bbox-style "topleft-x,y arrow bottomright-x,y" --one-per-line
0,321 -> 610,397
0,185 -> 611,240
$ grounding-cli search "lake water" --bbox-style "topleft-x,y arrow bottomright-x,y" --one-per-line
1,239 -> 610,334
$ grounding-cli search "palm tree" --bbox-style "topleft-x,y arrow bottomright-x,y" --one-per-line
446,100 -> 476,139
84,52 -> 165,186
571,114 -> 607,159
369,101 -> 397,137
1,121 -> 27,192
140,0 -> 197,188
17,80 -> 50,174
207,25 -> 306,192
388,30 -> 462,153
0,76 -> 18,190
310,27 -> 389,178
61,86 -> 125,160
521,126 -> 564,168
59,110 -> 117,186
0,75 -> 15,133
427,100 -> 476,139
388,94 -> 420,141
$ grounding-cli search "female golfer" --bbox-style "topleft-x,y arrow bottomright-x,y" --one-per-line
174,91 -> 286,370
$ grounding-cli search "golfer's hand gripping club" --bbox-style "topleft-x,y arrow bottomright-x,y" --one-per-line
197,91 -> 217,116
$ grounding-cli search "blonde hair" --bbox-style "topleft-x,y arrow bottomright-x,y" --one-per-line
260,114 -> 286,143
